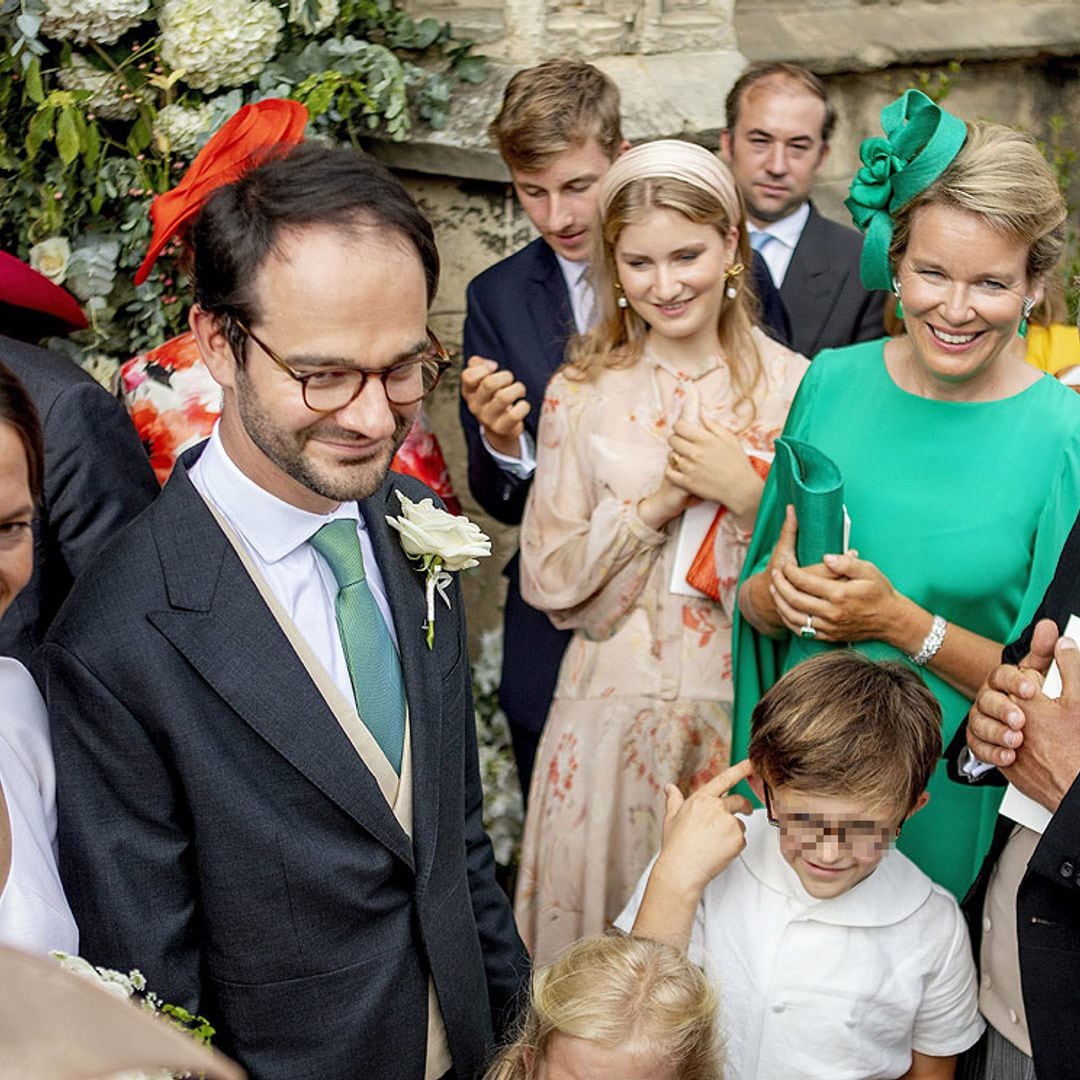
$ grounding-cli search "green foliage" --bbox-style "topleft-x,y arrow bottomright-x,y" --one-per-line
0,0 -> 486,377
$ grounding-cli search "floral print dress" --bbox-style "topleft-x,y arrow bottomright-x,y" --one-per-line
513,328 -> 807,964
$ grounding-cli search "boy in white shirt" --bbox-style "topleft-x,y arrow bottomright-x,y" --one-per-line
616,651 -> 984,1080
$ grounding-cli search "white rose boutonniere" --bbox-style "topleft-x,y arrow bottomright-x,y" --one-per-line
386,489 -> 491,648
28,236 -> 72,285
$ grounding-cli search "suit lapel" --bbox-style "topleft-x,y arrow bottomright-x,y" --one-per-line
363,481 -> 444,886
781,204 -> 848,357
148,457 -> 414,869
524,241 -> 576,425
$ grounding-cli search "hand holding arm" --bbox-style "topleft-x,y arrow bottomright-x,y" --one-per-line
631,760 -> 753,951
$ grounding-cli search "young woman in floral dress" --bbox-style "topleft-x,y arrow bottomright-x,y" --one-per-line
513,140 -> 808,964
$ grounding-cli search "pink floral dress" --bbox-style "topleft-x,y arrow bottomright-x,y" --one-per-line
513,328 -> 807,964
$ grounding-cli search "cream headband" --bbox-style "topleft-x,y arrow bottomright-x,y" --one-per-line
597,139 -> 741,226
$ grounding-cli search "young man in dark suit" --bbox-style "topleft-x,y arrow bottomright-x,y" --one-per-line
45,142 -> 527,1080
722,62 -> 887,359
461,61 -> 627,799
463,61 -> 789,798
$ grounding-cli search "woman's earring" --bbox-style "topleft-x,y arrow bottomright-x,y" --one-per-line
892,276 -> 903,320
723,261 -> 745,300
615,282 -> 628,309
1018,296 -> 1035,339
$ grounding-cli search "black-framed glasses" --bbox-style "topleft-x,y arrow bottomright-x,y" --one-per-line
235,320 -> 452,412
763,781 -> 899,859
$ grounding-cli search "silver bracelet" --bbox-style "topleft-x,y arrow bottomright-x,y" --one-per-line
910,614 -> 947,666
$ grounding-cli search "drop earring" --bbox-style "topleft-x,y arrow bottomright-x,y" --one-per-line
615,282 -> 628,309
1018,296 -> 1035,338
723,261 -> 745,299
892,276 -> 903,320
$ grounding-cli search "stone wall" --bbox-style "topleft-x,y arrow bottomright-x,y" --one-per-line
380,3 -> 1080,648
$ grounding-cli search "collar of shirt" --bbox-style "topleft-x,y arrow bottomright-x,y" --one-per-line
738,808 -> 932,927
189,425 -> 362,563
554,251 -> 596,334
749,200 -> 811,252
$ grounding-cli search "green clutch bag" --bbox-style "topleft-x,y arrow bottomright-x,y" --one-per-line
772,436 -> 845,567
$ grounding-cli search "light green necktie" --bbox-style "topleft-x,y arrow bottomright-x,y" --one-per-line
310,520 -> 406,773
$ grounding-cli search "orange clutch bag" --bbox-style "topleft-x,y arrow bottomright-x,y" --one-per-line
685,456 -> 772,602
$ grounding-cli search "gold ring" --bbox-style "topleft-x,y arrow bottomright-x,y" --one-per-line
669,452 -> 680,470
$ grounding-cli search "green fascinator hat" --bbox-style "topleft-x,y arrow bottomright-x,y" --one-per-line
845,89 -> 968,291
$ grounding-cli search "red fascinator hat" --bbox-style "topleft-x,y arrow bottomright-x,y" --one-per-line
0,250 -> 88,339
134,98 -> 308,285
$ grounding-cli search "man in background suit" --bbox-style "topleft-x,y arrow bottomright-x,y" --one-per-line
46,141 -> 527,1080
722,62 -> 886,358
0,328 -> 157,663
463,60 -> 788,798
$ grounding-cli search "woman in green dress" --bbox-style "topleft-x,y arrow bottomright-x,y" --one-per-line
734,90 -> 1080,898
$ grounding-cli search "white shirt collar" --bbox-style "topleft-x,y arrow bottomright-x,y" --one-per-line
192,426 -> 362,565
739,809 -> 933,927
554,251 -> 590,288
748,200 -> 811,250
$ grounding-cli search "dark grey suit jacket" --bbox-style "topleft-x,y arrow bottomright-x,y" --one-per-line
0,334 -> 157,662
780,203 -> 887,359
44,450 -> 528,1080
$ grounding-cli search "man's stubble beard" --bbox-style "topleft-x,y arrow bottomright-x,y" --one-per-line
235,372 -> 416,504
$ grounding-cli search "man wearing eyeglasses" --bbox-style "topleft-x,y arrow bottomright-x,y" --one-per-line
43,142 -> 528,1080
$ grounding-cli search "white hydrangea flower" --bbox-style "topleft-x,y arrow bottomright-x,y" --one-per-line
289,0 -> 340,34
57,54 -> 139,121
153,102 -> 215,157
41,0 -> 150,45
160,0 -> 284,93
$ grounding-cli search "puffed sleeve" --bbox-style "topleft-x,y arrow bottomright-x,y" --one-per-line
519,372 -> 668,641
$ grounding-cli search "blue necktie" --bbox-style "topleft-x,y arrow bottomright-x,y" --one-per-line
750,231 -> 776,253
310,520 -> 406,773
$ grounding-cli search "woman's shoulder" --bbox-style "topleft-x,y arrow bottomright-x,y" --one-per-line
752,326 -> 811,377
0,658 -> 50,768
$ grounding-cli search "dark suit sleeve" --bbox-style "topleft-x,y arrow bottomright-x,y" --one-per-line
851,282 -> 887,346
45,641 -> 203,1011
461,281 -> 533,526
454,595 -> 530,1031
42,379 -> 158,579
1028,771 -> 1080,889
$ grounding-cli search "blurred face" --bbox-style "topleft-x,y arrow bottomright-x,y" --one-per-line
615,206 -> 739,355
764,784 -> 904,900
511,139 -> 616,262
896,203 -> 1040,398
193,223 -> 428,513
535,1034 -> 675,1080
0,423 -> 34,619
722,80 -> 830,226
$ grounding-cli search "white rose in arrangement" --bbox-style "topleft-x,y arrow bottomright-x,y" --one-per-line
159,0 -> 284,93
153,102 -> 215,157
386,489 -> 491,647
41,0 -> 150,45
28,236 -> 71,285
57,54 -> 139,121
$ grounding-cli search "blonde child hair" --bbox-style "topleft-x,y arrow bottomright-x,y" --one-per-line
484,934 -> 723,1079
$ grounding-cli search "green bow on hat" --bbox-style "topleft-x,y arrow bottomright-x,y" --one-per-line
845,89 -> 968,291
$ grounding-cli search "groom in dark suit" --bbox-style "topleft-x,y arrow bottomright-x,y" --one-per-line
45,143 -> 527,1080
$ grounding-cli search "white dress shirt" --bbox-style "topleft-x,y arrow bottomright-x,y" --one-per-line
748,201 -> 811,288
188,428 -> 399,709
617,810 -> 983,1079
0,658 -> 79,956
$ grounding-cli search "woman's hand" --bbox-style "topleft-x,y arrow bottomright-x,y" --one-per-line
638,475 -> 697,532
738,505 -> 802,636
769,549 -> 905,644
667,416 -> 765,530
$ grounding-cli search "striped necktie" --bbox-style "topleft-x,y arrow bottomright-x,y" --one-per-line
310,520 -> 406,773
